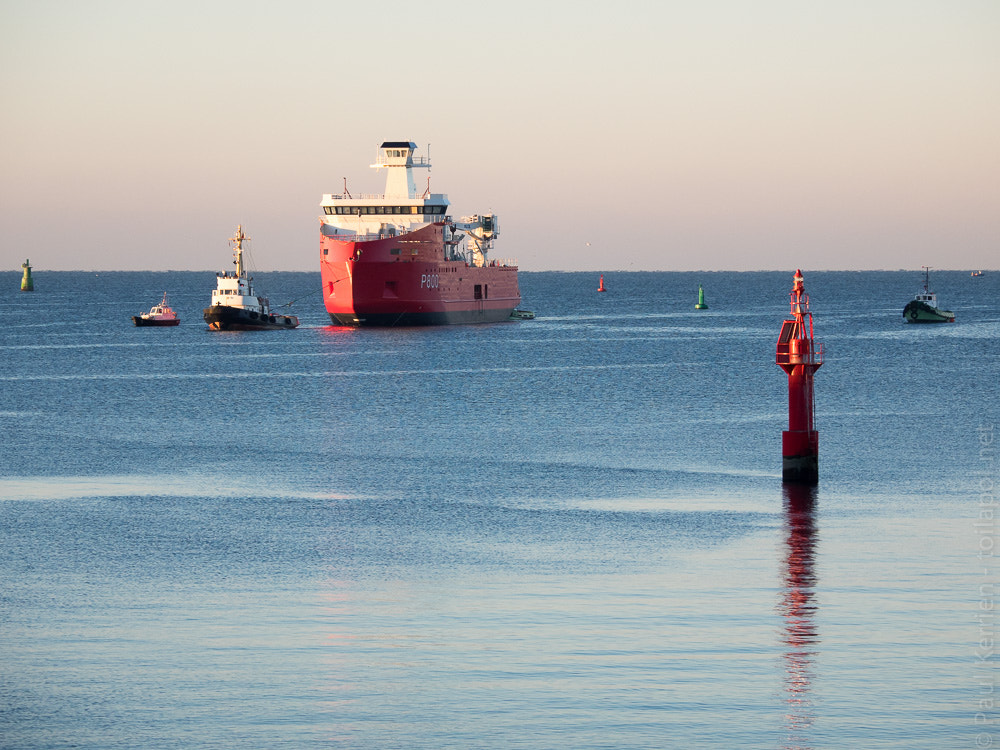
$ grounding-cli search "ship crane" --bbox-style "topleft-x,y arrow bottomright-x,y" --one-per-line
443,226 -> 486,266
452,214 -> 499,267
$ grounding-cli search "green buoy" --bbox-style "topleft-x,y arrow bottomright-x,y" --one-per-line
695,284 -> 708,310
20,259 -> 34,291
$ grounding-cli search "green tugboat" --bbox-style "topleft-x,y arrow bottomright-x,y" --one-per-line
20,259 -> 34,291
903,266 -> 954,323
695,285 -> 708,310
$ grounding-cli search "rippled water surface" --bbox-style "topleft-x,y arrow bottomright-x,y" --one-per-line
1,270 -> 997,748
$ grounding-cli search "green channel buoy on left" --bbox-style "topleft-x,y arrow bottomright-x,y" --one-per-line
695,284 -> 708,309
20,259 -> 34,291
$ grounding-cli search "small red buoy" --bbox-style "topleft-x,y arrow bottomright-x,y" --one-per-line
597,274 -> 606,292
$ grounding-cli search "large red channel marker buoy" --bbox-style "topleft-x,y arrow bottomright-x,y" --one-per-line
775,270 -> 824,485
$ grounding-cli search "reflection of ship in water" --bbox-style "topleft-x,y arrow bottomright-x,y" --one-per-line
780,484 -> 818,750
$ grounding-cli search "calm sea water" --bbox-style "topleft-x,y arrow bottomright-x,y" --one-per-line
1,270 -> 997,749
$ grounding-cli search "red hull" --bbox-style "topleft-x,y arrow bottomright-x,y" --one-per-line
320,222 -> 520,326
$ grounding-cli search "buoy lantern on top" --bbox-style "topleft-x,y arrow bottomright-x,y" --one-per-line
775,270 -> 823,485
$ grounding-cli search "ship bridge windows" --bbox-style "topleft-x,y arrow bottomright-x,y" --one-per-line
324,205 -> 446,216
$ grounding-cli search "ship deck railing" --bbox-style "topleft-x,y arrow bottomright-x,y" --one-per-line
372,156 -> 432,168
324,234 -> 518,268
326,231 -> 416,243
324,193 -> 439,201
775,341 -> 824,366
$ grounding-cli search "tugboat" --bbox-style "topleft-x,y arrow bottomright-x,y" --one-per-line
203,225 -> 300,331
903,266 -> 954,323
132,292 -> 180,327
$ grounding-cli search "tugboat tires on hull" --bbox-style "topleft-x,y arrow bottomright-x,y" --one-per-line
203,306 -> 299,331
902,300 -> 954,323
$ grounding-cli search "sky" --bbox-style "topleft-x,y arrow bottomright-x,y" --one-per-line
1,0 -> 997,272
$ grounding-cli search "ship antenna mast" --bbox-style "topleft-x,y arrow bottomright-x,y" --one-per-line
343,177 -> 352,198
231,224 -> 249,279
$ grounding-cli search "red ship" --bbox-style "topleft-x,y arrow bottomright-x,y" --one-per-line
319,141 -> 521,326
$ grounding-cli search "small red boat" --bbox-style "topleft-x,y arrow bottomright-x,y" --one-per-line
132,293 -> 180,327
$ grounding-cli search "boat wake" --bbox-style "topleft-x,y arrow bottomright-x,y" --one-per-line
0,474 -> 362,502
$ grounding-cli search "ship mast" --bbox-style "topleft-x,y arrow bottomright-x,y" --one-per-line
231,225 -> 249,279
